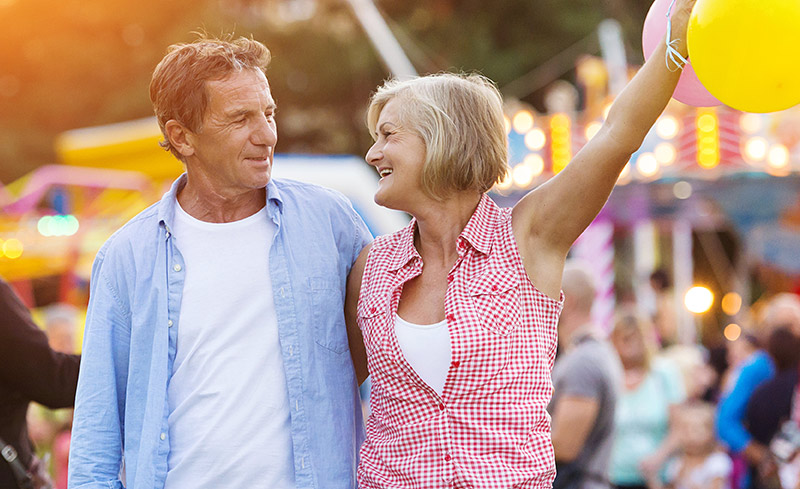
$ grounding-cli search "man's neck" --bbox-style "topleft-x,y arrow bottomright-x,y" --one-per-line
177,180 -> 266,223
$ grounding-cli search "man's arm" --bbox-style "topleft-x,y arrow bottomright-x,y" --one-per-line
346,244 -> 371,385
550,395 -> 600,462
0,279 -> 80,408
68,256 -> 129,489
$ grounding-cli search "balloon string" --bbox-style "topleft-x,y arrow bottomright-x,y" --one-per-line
665,0 -> 688,71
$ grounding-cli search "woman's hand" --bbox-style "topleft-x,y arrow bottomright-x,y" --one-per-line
668,0 -> 698,57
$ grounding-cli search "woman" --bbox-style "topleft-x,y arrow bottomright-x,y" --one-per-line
345,1 -> 696,485
608,312 -> 685,489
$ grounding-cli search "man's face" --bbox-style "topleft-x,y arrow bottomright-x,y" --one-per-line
185,69 -> 277,196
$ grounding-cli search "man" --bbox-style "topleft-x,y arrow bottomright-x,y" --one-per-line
1,278 -> 80,489
68,36 -> 372,489
549,263 -> 622,489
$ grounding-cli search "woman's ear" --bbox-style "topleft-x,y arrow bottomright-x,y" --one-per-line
164,120 -> 195,158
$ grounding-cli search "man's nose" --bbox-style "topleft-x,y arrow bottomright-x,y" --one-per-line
253,115 -> 278,146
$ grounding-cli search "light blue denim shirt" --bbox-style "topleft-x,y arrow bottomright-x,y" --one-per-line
69,175 -> 371,489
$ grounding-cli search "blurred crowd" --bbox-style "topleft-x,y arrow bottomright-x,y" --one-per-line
25,304 -> 81,489
6,266 -> 800,489
549,264 -> 800,489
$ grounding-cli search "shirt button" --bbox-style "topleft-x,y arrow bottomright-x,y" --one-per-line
370,306 -> 377,314
168,320 -> 173,327
446,314 -> 455,322
173,264 -> 182,272
447,275 -> 453,283
452,360 -> 460,368
444,454 -> 452,462
160,433 -> 166,440
438,403 -> 445,411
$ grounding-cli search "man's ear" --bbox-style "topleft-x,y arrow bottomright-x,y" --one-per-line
164,120 -> 196,158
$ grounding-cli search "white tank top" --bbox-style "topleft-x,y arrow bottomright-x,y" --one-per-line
394,315 -> 452,396
165,202 -> 295,489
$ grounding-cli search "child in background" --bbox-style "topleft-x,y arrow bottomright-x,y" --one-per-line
663,401 -> 732,489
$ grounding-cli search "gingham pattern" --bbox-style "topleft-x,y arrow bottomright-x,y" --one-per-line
357,195 -> 565,489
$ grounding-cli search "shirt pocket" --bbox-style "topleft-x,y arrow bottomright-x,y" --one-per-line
468,268 -> 522,336
356,292 -> 390,352
309,276 -> 348,354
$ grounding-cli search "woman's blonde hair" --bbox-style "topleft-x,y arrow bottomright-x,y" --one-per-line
366,73 -> 509,200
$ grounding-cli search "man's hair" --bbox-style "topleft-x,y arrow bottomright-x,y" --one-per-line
561,260 -> 597,316
766,325 -> 800,371
366,73 -> 509,200
149,35 -> 272,159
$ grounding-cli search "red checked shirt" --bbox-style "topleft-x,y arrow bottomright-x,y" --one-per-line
357,194 -> 564,488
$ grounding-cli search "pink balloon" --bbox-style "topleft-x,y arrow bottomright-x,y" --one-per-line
642,0 -> 721,107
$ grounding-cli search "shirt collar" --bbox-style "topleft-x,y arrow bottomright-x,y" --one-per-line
157,174 -> 284,232
388,193 -> 500,271
388,219 -> 421,272
458,193 -> 499,255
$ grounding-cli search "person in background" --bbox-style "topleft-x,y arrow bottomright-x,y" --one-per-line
68,36 -> 371,489
550,262 -> 623,489
0,278 -> 80,489
744,326 -> 800,489
717,293 -> 800,489
609,311 -> 685,489
649,269 -> 678,348
661,401 -> 732,489
344,0 -> 698,485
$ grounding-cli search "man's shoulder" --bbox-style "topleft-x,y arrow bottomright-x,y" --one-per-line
96,201 -> 161,262
273,178 -> 351,209
560,338 -> 620,378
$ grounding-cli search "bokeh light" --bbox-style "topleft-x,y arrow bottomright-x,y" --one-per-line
636,153 -> 659,177
767,144 -> 789,169
673,181 -> 692,199
739,113 -> 762,134
744,137 -> 768,162
524,128 -> 546,151
685,286 -> 714,314
512,110 -> 534,134
656,115 -> 680,139
584,121 -> 602,141
2,238 -> 24,259
654,142 -> 677,165
724,323 -> 742,342
721,292 -> 742,316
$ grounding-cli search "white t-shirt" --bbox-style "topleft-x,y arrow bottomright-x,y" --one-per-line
164,203 -> 295,489
665,451 -> 733,489
395,315 -> 452,396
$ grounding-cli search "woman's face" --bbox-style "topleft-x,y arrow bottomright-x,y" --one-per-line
612,325 -> 646,369
676,409 -> 715,455
365,98 -> 428,212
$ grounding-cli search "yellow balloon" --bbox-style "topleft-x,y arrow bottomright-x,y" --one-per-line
688,0 -> 800,113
